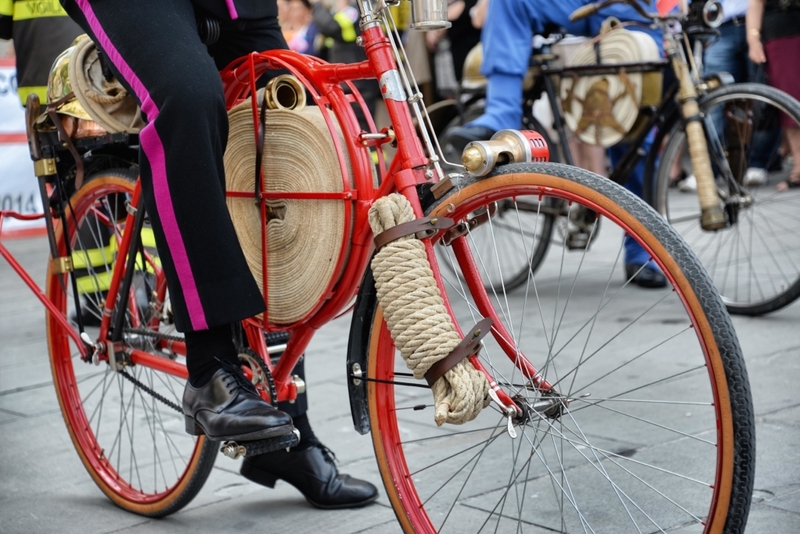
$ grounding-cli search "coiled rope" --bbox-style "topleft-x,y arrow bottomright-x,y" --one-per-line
368,194 -> 490,426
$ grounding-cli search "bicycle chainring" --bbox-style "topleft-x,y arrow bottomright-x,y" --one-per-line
238,348 -> 278,405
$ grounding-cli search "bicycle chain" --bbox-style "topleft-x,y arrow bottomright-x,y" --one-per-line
115,330 -> 278,414
123,327 -> 184,343
118,367 -> 183,413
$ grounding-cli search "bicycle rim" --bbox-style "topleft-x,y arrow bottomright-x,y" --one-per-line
46,171 -> 215,517
654,83 -> 800,315
368,163 -> 754,533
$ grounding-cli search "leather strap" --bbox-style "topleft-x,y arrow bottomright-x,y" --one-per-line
424,318 -> 493,387
373,216 -> 454,250
46,92 -> 85,189
254,88 -> 269,201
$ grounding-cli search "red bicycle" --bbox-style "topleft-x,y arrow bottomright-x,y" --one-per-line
0,0 -> 754,531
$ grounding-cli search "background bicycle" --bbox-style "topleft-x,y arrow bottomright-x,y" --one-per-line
0,0 -> 756,532
434,0 -> 800,316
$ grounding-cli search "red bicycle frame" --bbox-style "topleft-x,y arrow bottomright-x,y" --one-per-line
0,1 -> 556,416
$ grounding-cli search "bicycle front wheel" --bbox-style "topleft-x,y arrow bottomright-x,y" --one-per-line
368,163 -> 754,533
46,170 -> 216,517
651,83 -> 800,315
436,104 -> 557,291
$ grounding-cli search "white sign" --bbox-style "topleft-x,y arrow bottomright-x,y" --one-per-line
0,59 -> 45,237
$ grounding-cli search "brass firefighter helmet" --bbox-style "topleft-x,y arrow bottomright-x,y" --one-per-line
46,34 -> 144,133
461,43 -> 538,92
46,34 -> 94,121
461,44 -> 487,90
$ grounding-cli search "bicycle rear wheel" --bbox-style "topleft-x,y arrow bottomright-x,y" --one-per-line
651,83 -> 800,315
367,163 -> 754,533
46,169 -> 216,517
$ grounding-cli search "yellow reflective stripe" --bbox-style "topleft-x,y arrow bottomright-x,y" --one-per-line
12,0 -> 68,20
389,3 -> 410,30
140,227 -> 156,248
73,228 -> 159,294
0,0 -> 12,17
72,228 -> 155,268
76,271 -> 111,293
72,240 -> 118,270
333,11 -> 357,43
17,86 -> 48,106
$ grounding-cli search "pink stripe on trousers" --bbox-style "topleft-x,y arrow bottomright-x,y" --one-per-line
225,0 -> 239,19
74,0 -> 209,331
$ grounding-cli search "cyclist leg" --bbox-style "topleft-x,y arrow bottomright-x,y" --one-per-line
205,16 -> 378,508
610,132 -> 667,288
60,0 -> 293,442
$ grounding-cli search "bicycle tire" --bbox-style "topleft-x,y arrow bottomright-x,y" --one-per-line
367,162 -> 754,533
436,104 -> 557,291
46,169 -> 217,517
649,82 -> 800,315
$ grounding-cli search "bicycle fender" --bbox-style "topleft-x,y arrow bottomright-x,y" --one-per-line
346,264 -> 377,435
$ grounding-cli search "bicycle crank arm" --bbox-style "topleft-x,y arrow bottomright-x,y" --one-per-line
220,429 -> 300,460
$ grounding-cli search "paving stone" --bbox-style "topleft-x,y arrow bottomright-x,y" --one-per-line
3,230 -> 800,533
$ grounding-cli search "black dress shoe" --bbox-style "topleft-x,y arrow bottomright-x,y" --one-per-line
625,263 -> 668,288
183,360 -> 294,441
240,441 -> 379,509
446,125 -> 498,154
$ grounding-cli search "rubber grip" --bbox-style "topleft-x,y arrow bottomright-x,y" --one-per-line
570,3 -> 599,21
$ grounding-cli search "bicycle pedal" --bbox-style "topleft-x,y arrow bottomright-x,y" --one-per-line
565,231 -> 591,250
220,428 -> 300,460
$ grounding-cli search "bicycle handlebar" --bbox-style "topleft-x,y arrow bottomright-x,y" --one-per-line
569,0 -> 653,23
569,2 -> 602,22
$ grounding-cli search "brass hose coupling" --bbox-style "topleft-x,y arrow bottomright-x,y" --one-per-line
461,129 -> 549,177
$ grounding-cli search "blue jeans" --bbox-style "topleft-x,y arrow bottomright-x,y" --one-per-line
610,136 -> 655,267
703,22 -> 779,169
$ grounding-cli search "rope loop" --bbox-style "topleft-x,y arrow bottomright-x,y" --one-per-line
368,194 -> 490,425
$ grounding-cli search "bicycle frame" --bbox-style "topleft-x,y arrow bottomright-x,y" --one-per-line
537,58 -> 675,183
0,0 -> 552,418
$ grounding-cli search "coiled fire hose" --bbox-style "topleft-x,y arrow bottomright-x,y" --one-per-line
368,194 -> 490,426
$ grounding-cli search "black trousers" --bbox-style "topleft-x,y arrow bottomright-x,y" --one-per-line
61,0 -> 287,333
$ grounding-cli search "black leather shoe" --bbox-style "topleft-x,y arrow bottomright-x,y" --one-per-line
183,360 -> 294,441
625,263 -> 668,288
240,441 -> 379,509
446,125 -> 498,154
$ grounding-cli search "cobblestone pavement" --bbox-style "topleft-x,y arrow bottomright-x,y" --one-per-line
1,235 -> 799,533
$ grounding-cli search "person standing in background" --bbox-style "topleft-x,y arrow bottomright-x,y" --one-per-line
311,0 -> 379,118
747,0 -> 800,191
0,0 -> 82,105
673,0 -> 778,190
286,0 -> 318,54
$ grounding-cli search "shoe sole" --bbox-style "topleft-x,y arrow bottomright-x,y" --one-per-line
184,415 -> 294,442
241,463 -> 380,509
304,493 -> 380,510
